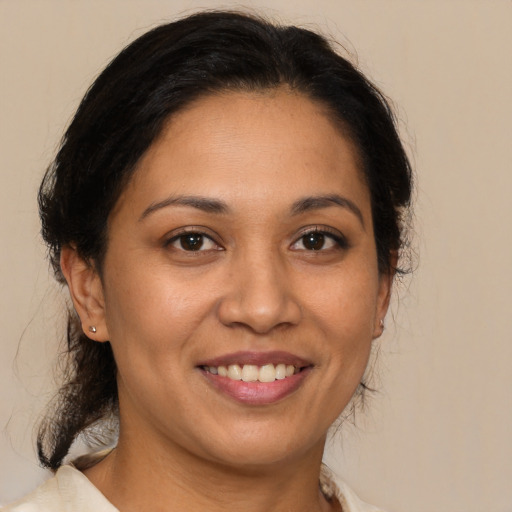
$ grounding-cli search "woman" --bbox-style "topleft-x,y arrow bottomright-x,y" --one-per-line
4,10 -> 411,512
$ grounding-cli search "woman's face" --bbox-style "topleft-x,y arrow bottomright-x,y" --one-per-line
93,90 -> 391,468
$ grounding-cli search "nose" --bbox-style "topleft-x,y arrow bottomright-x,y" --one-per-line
217,252 -> 302,334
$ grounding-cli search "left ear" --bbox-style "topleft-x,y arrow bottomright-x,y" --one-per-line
373,253 -> 397,339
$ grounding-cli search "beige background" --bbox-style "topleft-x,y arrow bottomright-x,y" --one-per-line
1,1 -> 511,510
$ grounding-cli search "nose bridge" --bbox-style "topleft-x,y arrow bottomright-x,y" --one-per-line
217,244 -> 301,333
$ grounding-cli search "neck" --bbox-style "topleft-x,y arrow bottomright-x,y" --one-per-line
84,427 -> 333,512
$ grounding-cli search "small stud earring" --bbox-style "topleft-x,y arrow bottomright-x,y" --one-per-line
379,319 -> 385,330
88,326 -> 97,334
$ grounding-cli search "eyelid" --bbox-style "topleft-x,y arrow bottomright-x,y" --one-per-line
163,226 -> 224,250
291,225 -> 349,249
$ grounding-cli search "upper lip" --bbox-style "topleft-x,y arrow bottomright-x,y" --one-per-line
197,351 -> 312,368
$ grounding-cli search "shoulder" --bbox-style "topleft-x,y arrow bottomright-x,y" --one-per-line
336,480 -> 387,512
1,466 -> 118,512
320,466 -> 387,512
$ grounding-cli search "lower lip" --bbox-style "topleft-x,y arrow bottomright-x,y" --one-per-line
200,368 -> 311,405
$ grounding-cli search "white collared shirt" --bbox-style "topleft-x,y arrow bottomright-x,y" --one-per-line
2,464 -> 386,512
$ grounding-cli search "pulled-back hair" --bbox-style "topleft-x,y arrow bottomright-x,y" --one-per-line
37,10 -> 412,470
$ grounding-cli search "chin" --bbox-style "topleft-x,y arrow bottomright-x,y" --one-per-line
198,423 -> 324,471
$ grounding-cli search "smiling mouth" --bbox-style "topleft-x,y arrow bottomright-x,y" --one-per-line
200,363 -> 302,383
198,352 -> 312,404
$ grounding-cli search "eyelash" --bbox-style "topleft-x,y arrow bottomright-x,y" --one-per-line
291,227 -> 349,252
164,228 -> 222,253
164,226 -> 348,253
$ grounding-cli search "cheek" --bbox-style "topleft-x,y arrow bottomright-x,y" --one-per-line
104,246 -> 209,330
102,272 -> 204,409
101,259 -> 215,382
305,265 -> 380,337
301,262 -> 379,389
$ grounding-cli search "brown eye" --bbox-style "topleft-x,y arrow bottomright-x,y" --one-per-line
290,228 -> 346,252
167,232 -> 219,252
179,233 -> 204,251
302,232 -> 326,251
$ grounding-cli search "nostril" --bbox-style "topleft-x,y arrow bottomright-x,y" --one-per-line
217,289 -> 302,334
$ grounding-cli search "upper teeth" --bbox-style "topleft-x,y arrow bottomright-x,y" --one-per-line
206,364 -> 297,382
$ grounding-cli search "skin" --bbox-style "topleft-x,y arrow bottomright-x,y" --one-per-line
61,89 -> 392,512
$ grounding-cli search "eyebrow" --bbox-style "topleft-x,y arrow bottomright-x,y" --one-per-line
139,192 -> 364,228
291,194 -> 365,228
139,195 -> 230,221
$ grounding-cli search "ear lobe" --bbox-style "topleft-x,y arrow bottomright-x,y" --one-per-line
60,246 -> 109,342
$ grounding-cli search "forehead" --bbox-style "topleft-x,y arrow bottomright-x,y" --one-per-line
115,89 -> 370,219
